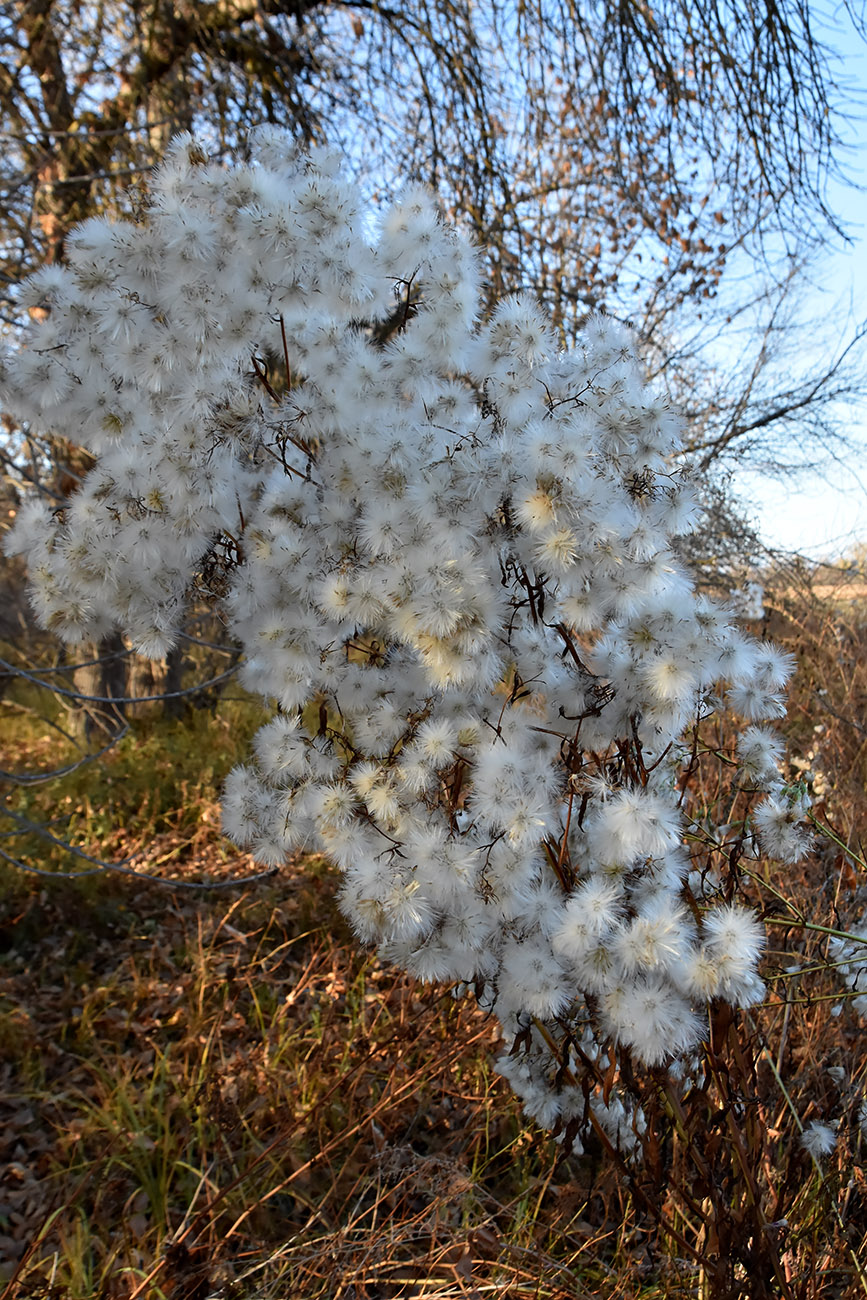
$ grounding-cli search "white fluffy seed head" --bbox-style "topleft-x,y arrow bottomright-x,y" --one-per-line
4,131 -> 800,1144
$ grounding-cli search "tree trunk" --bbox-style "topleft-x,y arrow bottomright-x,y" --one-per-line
69,632 -> 127,743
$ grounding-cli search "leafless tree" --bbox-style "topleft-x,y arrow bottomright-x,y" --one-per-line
2,0 -> 862,445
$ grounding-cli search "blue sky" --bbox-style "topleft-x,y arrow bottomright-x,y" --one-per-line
740,15 -> 867,557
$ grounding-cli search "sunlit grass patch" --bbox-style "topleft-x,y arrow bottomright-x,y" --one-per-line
1,689 -> 267,883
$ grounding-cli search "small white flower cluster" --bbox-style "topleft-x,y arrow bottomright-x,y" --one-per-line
828,927 -> 867,1016
3,133 -> 806,1145
800,1120 -> 837,1162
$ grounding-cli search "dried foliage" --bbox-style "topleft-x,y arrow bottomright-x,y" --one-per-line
2,562 -> 867,1298
1,5 -> 866,1297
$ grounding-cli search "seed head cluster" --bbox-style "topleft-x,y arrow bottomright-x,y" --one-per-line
3,133 -> 811,1147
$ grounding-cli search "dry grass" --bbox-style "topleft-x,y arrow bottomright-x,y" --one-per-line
0,856 -> 634,1299
2,561 -> 867,1298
